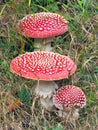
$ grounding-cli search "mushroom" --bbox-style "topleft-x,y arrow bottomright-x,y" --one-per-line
17,12 -> 68,51
53,85 -> 86,121
10,51 -> 77,109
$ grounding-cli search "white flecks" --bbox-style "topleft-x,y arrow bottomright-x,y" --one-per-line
33,28 -> 37,31
47,27 -> 51,31
18,12 -> 68,38
53,85 -> 86,110
39,27 -> 43,31
49,72 -> 53,75
22,69 -> 27,73
11,51 -> 76,80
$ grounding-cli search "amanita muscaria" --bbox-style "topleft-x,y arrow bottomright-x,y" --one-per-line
53,85 -> 86,120
17,12 -> 68,51
10,51 -> 76,109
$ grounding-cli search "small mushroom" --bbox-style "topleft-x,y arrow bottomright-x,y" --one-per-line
53,85 -> 86,121
17,12 -> 68,51
10,51 -> 77,109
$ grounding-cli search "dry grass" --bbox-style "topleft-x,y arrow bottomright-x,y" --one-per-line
0,0 -> 98,130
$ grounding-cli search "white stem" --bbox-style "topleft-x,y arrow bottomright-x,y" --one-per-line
44,43 -> 53,52
35,81 -> 58,98
34,38 -> 43,51
40,97 -> 54,109
34,37 -> 54,51
58,109 -> 79,121
35,81 -> 58,109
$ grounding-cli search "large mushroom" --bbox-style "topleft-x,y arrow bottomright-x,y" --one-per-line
10,51 -> 77,109
17,12 -> 68,51
53,85 -> 86,121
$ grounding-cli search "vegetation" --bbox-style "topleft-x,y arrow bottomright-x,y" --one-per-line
0,0 -> 98,130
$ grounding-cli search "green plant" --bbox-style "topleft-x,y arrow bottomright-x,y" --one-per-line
18,86 -> 32,107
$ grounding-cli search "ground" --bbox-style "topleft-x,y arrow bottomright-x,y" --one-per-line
0,0 -> 98,130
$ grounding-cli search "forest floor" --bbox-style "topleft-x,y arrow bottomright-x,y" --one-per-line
0,0 -> 98,130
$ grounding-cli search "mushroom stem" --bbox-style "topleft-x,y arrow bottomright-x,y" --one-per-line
40,97 -> 54,110
34,37 -> 53,51
35,81 -> 58,109
58,109 -> 79,127
58,109 -> 79,121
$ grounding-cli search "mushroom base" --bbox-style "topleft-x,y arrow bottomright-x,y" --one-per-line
58,109 -> 79,121
40,97 -> 54,109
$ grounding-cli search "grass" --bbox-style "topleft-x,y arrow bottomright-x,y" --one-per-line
0,0 -> 98,130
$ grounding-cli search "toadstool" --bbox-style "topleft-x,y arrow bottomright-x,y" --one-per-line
10,51 -> 76,109
17,12 -> 68,51
53,85 -> 86,121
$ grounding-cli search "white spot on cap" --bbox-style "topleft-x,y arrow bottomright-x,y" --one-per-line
39,27 -> 43,31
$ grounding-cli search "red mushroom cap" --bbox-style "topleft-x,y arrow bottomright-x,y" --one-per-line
53,85 -> 86,109
10,51 -> 76,80
17,12 -> 68,38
